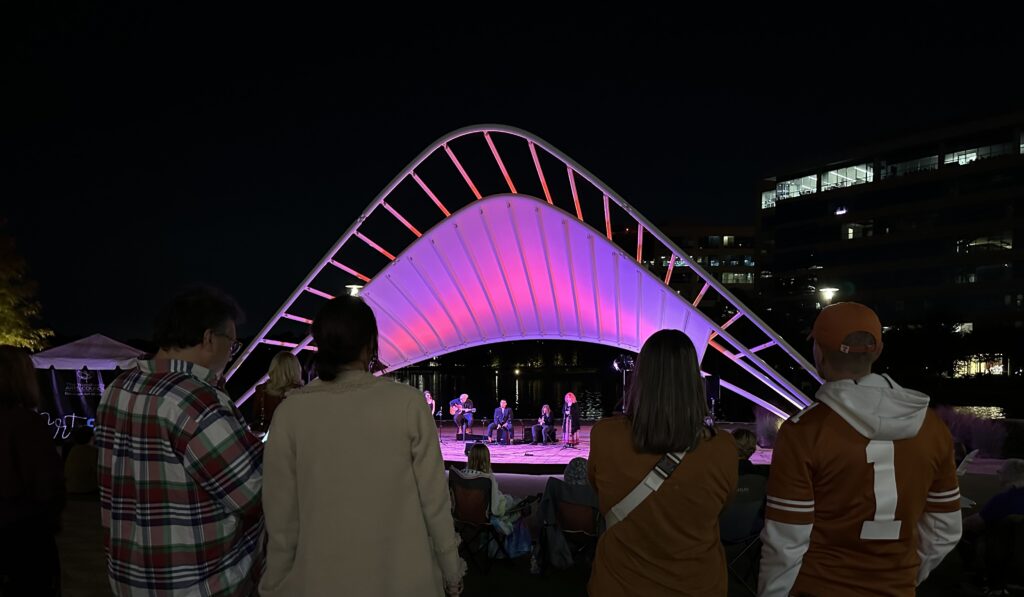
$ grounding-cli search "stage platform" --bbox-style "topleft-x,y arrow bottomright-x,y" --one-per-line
438,422 -> 592,474
437,421 -> 774,474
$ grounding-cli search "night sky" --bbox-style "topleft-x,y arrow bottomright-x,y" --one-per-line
4,8 -> 1022,342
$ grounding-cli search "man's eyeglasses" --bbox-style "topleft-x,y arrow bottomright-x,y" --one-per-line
214,333 -> 243,357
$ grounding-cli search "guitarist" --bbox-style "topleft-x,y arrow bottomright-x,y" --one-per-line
449,393 -> 476,438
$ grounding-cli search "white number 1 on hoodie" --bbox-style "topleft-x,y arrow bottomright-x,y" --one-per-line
862,440 -> 902,540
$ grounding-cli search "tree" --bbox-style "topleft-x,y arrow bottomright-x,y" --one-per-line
0,224 -> 53,350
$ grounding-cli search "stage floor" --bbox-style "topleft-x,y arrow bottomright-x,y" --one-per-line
438,424 -> 592,470
437,421 -> 775,473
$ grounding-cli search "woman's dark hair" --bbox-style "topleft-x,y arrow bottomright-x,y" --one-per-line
625,329 -> 708,454
0,345 -> 41,409
312,296 -> 379,381
153,287 -> 244,350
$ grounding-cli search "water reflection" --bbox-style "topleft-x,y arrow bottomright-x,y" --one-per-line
953,406 -> 1006,420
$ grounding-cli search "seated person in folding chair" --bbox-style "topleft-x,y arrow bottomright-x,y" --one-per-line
960,459 -> 1024,586
449,393 -> 475,438
539,456 -> 603,569
487,400 -> 513,444
461,443 -> 531,557
531,404 -> 556,445
732,429 -> 769,478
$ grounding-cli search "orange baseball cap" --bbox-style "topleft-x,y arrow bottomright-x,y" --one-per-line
808,302 -> 883,354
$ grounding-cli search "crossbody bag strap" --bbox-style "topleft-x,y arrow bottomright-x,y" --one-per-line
605,450 -> 687,530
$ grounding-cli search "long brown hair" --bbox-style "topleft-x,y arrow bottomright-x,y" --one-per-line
0,345 -> 41,409
467,443 -> 492,473
625,329 -> 708,453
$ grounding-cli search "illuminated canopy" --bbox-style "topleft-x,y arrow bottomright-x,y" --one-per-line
227,125 -> 821,418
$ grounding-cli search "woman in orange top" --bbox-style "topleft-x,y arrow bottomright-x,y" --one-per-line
587,330 -> 737,596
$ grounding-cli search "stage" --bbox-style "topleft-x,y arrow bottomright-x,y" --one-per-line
437,421 -> 775,474
438,422 -> 593,474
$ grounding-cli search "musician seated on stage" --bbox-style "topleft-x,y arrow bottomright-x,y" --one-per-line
449,393 -> 475,434
487,400 -> 514,444
531,404 -> 556,445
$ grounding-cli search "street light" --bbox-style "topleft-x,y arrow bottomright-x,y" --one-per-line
612,355 -> 635,372
819,287 -> 839,305
612,355 -> 636,412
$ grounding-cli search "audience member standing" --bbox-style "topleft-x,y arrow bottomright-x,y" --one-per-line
0,346 -> 65,596
261,296 -> 466,596
759,303 -> 961,597
95,288 -> 264,596
588,330 -> 737,596
251,351 -> 304,435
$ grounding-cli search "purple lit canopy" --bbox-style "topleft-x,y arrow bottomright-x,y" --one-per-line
361,194 -> 714,367
226,125 -> 820,418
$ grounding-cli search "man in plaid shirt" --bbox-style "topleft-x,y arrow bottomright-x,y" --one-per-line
96,288 -> 264,596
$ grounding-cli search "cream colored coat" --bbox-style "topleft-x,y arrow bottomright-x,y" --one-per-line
259,371 -> 465,596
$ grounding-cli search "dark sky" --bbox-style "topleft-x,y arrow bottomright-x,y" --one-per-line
4,8 -> 1022,341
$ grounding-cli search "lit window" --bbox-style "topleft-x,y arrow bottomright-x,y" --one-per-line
882,155 -> 939,178
776,175 -> 817,200
721,272 -> 754,285
845,221 -> 874,240
944,149 -> 977,165
723,235 -> 735,247
761,190 -> 777,209
821,164 -> 873,191
954,354 -> 1006,377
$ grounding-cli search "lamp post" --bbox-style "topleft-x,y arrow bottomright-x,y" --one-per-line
612,355 -> 635,412
819,287 -> 839,306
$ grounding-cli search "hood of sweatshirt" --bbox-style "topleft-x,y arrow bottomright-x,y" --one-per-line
814,373 -> 931,441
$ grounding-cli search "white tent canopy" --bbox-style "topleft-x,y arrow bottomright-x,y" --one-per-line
32,333 -> 145,370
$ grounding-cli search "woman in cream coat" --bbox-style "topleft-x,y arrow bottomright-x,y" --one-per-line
260,296 -> 466,596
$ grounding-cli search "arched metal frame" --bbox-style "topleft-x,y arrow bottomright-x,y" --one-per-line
226,125 -> 821,418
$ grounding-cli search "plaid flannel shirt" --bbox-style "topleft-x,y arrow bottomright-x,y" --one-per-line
95,359 -> 264,596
